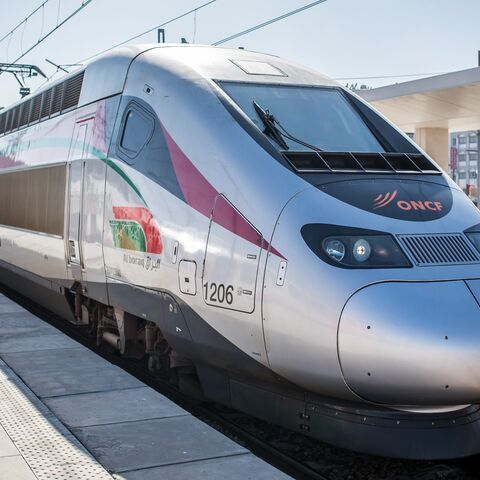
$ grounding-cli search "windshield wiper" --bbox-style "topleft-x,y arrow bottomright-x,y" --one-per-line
252,101 -> 322,152
253,101 -> 289,150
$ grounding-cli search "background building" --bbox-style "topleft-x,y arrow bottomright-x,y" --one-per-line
449,130 -> 479,203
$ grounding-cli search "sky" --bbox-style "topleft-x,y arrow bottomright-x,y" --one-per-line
0,0 -> 479,107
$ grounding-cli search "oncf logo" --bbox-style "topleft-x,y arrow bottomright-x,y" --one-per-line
373,190 -> 443,211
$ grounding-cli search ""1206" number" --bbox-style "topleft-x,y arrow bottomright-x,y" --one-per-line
204,282 -> 234,305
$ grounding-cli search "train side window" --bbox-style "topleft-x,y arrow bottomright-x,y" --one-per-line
119,106 -> 154,163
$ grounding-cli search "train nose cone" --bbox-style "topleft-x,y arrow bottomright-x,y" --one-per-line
338,280 -> 480,406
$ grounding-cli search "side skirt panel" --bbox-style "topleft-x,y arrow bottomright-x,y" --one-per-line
0,261 -> 75,322
106,277 -> 279,383
3,263 -> 480,459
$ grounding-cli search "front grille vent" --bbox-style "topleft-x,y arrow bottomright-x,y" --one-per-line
283,151 -> 440,174
397,234 -> 480,266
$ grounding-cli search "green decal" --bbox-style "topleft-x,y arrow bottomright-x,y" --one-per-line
110,220 -> 147,252
106,159 -> 147,206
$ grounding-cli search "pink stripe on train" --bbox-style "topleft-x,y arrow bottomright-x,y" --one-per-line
161,125 -> 285,259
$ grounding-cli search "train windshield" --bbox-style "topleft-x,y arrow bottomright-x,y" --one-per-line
221,83 -> 385,153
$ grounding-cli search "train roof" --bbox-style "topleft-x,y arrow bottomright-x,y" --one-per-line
80,44 -> 339,105
0,44 -> 338,135
26,44 -> 339,105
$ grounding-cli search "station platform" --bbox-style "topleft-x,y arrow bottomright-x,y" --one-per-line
0,291 -> 290,479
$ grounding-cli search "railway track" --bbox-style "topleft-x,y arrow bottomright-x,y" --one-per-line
1,284 -> 479,480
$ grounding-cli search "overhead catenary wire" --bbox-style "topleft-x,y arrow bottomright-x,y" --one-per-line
20,17 -> 27,55
212,0 -> 327,46
38,3 -> 45,41
57,0 -> 62,25
5,33 -> 12,61
0,0 -> 51,44
0,0 -> 94,79
77,0 -> 216,64
36,70 -> 62,90
193,9 -> 198,44
36,58 -> 83,91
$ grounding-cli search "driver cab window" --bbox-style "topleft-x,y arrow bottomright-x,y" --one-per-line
119,105 -> 154,162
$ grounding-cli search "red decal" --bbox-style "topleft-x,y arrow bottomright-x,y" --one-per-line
373,190 -> 398,209
397,200 -> 412,211
113,206 -> 163,254
162,125 -> 285,259
373,191 -> 443,212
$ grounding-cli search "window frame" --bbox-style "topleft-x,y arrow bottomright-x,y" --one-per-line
117,102 -> 155,164
216,80 -> 424,156
217,81 -> 388,153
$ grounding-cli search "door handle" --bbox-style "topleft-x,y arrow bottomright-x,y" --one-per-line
69,240 -> 76,258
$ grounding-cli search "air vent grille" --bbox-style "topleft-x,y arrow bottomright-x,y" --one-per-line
40,89 -> 52,119
397,234 -> 480,266
19,100 -> 31,128
4,111 -> 11,132
0,113 -> 5,135
50,83 -> 64,115
284,151 -> 440,174
30,94 -> 42,123
0,70 -> 84,138
10,108 -> 19,131
62,72 -> 84,110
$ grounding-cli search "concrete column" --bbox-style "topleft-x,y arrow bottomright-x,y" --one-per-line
414,127 -> 449,171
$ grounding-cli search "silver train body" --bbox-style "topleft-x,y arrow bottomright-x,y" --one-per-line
1,44 -> 480,459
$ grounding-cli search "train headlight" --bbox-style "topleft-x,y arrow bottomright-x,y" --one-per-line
302,224 -> 411,269
353,239 -> 371,262
321,235 -> 409,267
324,239 -> 346,262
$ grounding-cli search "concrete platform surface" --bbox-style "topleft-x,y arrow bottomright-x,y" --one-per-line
0,291 -> 291,479
118,454 -> 291,480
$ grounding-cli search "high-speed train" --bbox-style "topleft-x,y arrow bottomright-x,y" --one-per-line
1,44 -> 480,459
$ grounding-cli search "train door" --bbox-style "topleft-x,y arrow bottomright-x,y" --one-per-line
66,118 -> 92,282
202,195 -> 263,313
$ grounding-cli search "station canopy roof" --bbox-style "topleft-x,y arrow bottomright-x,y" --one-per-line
357,67 -> 480,133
